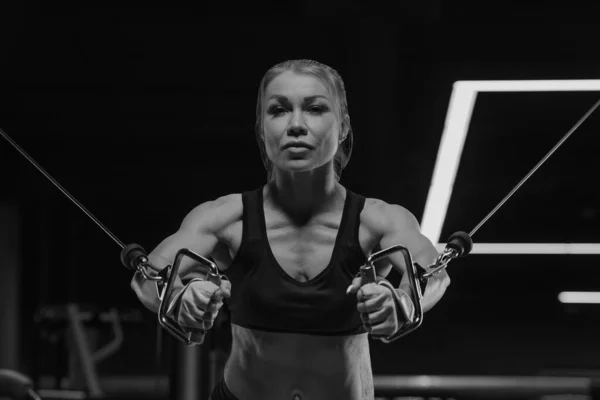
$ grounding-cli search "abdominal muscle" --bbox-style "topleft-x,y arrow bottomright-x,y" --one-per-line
209,190 -> 382,399
223,324 -> 374,400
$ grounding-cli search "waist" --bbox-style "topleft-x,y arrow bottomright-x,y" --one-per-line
223,324 -> 373,399
232,323 -> 368,360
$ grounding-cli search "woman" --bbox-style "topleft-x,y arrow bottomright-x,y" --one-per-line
132,59 -> 450,400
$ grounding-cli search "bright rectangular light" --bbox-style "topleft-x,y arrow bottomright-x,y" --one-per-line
420,82 -> 477,244
435,243 -> 600,255
422,80 -> 600,254
558,291 -> 600,304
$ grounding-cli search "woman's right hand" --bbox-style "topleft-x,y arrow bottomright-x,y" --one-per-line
135,195 -> 242,342
170,278 -> 232,343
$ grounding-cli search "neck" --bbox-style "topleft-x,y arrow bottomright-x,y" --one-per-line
268,163 -> 341,220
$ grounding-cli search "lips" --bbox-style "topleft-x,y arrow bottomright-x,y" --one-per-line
283,142 -> 313,150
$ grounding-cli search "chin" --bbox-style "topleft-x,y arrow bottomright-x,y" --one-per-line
276,159 -> 318,173
287,160 -> 334,175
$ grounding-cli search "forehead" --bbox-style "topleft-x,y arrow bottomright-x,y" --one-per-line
265,70 -> 330,100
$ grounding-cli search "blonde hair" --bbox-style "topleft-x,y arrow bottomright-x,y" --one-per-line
255,59 -> 353,181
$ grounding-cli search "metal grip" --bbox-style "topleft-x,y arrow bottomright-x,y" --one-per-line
158,248 -> 224,346
359,231 -> 472,341
359,263 -> 378,285
122,244 -> 225,346
360,245 -> 424,341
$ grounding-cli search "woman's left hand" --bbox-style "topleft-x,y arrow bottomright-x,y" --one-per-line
347,276 -> 403,337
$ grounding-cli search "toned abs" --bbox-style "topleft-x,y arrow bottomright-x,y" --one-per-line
209,188 -> 386,400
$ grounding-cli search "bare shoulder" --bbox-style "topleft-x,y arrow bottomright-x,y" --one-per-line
361,197 -> 420,235
362,196 -> 438,268
182,193 -> 243,235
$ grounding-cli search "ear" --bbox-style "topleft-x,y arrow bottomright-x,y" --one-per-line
339,113 -> 350,143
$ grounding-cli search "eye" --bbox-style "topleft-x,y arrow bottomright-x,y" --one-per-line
307,105 -> 328,114
267,105 -> 287,116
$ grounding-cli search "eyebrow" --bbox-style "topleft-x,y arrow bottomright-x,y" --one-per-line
268,94 -> 329,102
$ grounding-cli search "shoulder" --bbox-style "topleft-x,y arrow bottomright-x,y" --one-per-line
361,196 -> 438,266
360,197 -> 420,236
181,193 -> 243,235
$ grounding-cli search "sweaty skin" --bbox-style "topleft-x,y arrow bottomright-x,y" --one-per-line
216,186 -> 377,400
132,184 -> 446,400
132,68 -> 449,400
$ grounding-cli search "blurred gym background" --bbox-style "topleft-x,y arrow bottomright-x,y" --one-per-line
1,1 -> 599,399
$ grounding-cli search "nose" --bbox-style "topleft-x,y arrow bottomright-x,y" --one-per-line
287,109 -> 307,137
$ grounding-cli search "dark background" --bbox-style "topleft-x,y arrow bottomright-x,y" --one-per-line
1,0 -> 599,388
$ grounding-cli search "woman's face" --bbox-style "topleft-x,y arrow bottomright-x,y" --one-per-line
261,70 -> 341,174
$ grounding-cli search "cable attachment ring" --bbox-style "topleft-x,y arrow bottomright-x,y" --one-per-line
422,248 -> 457,279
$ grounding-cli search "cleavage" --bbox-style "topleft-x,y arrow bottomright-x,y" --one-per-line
266,220 -> 339,283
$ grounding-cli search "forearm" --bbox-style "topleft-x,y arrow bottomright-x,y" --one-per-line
420,268 -> 450,313
397,267 -> 447,314
131,268 -> 185,314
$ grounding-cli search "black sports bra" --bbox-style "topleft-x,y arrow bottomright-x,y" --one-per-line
223,187 -> 368,335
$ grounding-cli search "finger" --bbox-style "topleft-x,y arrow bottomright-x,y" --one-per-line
206,301 -> 223,314
189,280 -> 219,303
357,283 -> 382,301
194,279 -> 221,296
180,308 -> 215,331
177,295 -> 214,326
360,312 -> 370,325
201,310 -> 213,322
356,294 -> 387,313
178,308 -> 207,330
178,307 -> 216,330
369,322 -> 393,338
189,329 -> 206,344
189,282 -> 220,310
370,332 -> 388,340
346,275 -> 363,295
211,291 -> 224,304
362,321 -> 372,334
202,318 -> 215,331
212,280 -> 232,302
368,307 -> 392,325
218,279 -> 232,299
360,306 -> 390,326
179,299 -> 223,329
